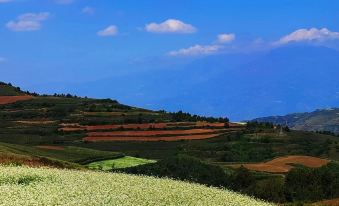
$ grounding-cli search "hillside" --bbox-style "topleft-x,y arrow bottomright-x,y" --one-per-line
0,165 -> 273,206
0,82 -> 26,96
253,108 -> 339,134
0,81 -> 232,164
1,82 -> 339,205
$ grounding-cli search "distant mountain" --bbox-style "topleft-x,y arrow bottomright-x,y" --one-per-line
253,108 -> 339,134
23,44 -> 339,120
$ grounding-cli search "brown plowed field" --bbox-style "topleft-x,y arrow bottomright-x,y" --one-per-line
237,156 -> 329,173
314,198 -> 339,206
0,153 -> 70,168
0,96 -> 33,105
87,129 -> 221,137
36,145 -> 65,150
83,134 -> 220,142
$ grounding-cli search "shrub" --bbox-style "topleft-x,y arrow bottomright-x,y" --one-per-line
120,155 -> 229,187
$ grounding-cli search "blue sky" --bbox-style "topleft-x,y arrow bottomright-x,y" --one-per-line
1,0 -> 339,119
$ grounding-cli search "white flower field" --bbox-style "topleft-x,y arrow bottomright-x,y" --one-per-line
0,165 -> 274,206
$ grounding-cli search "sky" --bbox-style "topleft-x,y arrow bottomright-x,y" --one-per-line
1,0 -> 339,119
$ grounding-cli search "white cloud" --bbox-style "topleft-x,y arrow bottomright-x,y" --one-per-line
6,12 -> 50,31
168,44 -> 222,56
82,6 -> 95,15
97,25 -> 118,37
217,33 -> 235,43
145,19 -> 196,34
275,28 -> 339,45
55,0 -> 74,4
168,32 -> 238,56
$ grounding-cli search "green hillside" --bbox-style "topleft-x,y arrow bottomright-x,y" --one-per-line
1,82 -> 339,205
0,82 -> 26,96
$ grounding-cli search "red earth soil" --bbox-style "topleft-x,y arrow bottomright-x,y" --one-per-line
0,153 -> 70,168
87,129 -> 221,137
36,145 -> 65,150
83,134 -> 220,142
314,198 -> 339,206
236,155 -> 330,173
0,96 -> 33,105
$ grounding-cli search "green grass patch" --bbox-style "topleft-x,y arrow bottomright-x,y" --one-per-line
87,156 -> 156,171
0,142 -> 122,164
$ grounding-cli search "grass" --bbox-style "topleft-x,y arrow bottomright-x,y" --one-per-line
0,165 -> 274,206
87,156 -> 157,171
0,83 -> 24,96
0,142 -> 122,165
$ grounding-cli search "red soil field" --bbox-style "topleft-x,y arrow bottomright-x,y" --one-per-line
236,155 -> 330,173
0,96 -> 33,105
83,134 -> 220,142
314,198 -> 339,206
36,145 -> 65,151
0,153 -> 69,168
87,129 -> 220,137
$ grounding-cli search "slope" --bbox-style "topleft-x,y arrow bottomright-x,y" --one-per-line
253,108 -> 339,134
0,165 -> 273,206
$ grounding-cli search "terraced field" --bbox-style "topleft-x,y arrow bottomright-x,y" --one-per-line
60,121 -> 240,142
234,155 -> 330,173
84,134 -> 221,142
82,127 -> 238,142
0,96 -> 33,105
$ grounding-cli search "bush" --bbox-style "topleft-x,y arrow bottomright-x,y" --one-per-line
284,162 -> 339,202
229,166 -> 255,192
120,155 -> 229,187
249,178 -> 285,203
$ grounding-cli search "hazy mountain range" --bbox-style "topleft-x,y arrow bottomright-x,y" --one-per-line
253,108 -> 339,134
24,44 -> 339,121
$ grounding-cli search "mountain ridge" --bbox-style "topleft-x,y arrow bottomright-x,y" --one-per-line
253,107 -> 339,134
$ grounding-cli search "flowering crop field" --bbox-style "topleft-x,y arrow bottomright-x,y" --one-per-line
0,165 -> 274,206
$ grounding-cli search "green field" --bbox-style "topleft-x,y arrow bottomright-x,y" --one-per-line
87,156 -> 156,171
0,142 -> 122,165
0,165 -> 273,206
